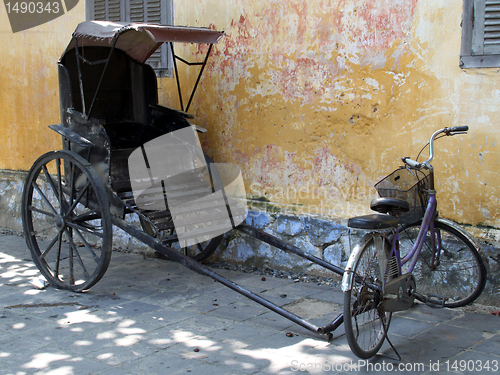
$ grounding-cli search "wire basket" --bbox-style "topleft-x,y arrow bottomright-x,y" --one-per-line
374,167 -> 430,224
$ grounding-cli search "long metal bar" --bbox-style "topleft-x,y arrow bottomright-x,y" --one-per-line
170,42 -> 184,111
236,223 -> 345,276
111,215 -> 325,334
318,313 -> 344,334
185,44 -> 213,112
74,37 -> 86,116
174,55 -> 205,66
405,194 -> 437,272
169,42 -> 214,113
86,37 -> 119,120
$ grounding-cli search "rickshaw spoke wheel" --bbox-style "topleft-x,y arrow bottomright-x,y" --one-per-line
22,150 -> 112,292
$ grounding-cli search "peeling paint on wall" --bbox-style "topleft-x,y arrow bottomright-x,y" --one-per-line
0,2 -> 85,170
163,0 -> 500,230
0,0 -> 499,303
1,0 -> 500,230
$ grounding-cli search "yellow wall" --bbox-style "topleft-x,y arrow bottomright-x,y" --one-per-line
1,0 -> 499,228
0,2 -> 85,169
167,0 -> 500,228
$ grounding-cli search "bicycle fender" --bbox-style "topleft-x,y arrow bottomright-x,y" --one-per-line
342,233 -> 374,292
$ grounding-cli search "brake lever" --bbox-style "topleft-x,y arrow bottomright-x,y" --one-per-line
402,157 -> 416,175
406,164 -> 415,176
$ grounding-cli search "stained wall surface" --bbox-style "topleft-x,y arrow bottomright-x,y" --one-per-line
167,0 -> 500,230
1,0 -> 499,230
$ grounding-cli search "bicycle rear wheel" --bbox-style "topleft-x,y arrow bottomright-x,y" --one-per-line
398,219 -> 486,308
344,236 -> 396,359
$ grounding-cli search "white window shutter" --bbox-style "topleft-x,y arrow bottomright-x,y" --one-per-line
93,0 -> 106,20
461,0 -> 500,68
87,0 -> 172,75
483,0 -> 500,54
129,0 -> 145,22
471,0 -> 486,55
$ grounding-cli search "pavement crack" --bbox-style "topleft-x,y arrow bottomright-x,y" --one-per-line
5,302 -> 87,309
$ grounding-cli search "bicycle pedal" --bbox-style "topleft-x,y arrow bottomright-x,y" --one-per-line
425,293 -> 446,308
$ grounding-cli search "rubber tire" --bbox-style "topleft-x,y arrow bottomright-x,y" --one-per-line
398,219 -> 487,308
22,150 -> 112,292
344,236 -> 394,359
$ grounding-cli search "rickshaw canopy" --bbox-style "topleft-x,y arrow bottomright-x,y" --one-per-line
62,21 -> 225,63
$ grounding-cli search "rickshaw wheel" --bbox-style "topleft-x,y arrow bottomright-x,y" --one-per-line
140,216 -> 223,262
22,150 -> 113,292
139,152 -> 224,262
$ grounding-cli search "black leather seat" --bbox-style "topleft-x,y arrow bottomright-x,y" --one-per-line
348,214 -> 399,230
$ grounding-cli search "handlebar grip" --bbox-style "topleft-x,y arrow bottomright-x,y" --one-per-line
402,157 -> 421,169
447,126 -> 469,133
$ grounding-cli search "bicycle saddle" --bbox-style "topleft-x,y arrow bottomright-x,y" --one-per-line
370,198 -> 409,214
348,214 -> 399,230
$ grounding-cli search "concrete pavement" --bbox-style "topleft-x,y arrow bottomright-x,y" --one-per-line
1,231 -> 499,374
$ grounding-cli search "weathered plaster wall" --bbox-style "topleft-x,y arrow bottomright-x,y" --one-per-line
0,0 -> 499,302
164,0 -> 500,234
1,1 -> 498,229
0,2 -> 85,170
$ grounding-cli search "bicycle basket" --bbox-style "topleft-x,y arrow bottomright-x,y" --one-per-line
374,167 -> 430,224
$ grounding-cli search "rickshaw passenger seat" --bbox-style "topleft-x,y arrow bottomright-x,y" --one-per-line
59,46 -> 191,150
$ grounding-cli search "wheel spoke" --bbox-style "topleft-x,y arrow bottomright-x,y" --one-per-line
31,224 -> 57,236
54,232 -> 62,278
73,227 -> 100,263
66,221 -> 105,239
68,231 -> 74,284
40,232 -> 62,260
68,231 -> 91,280
68,163 -> 76,208
64,228 -> 78,284
42,165 -> 63,208
28,205 -> 56,218
64,181 -> 91,220
32,181 -> 58,215
354,315 -> 360,339
56,158 -> 69,211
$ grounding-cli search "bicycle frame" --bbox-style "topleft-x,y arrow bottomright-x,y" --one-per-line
393,192 -> 438,273
343,169 -> 440,294
388,160 -> 449,280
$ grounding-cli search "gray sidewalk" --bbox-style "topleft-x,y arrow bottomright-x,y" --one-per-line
1,232 -> 499,375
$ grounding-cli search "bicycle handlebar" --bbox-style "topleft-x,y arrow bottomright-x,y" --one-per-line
402,126 -> 469,169
445,126 -> 469,134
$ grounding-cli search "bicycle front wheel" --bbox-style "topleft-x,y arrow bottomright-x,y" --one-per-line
398,219 -> 487,308
344,236 -> 396,359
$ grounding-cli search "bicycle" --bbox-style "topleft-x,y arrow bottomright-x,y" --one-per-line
342,126 -> 487,359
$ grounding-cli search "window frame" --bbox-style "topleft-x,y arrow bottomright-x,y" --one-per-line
85,0 -> 173,77
461,0 -> 500,68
